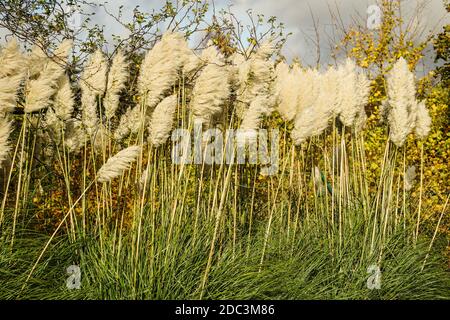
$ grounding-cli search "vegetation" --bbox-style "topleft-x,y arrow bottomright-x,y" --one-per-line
0,0 -> 448,300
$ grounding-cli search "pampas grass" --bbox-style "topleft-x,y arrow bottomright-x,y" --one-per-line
23,40 -> 72,113
291,103 -> 331,145
239,41 -> 275,115
0,73 -> 25,113
104,50 -> 129,120
2,36 -> 448,302
53,75 -> 75,121
337,59 -> 359,127
415,101 -> 431,139
148,94 -> 178,147
239,97 -> 267,132
296,68 -> 321,116
27,45 -> 48,79
138,32 -> 188,110
64,119 -> 86,152
386,58 -> 418,147
0,117 -> 11,166
354,71 -> 371,131
0,39 -> 26,79
190,60 -> 231,125
44,75 -> 75,139
114,106 -> 143,141
97,145 -> 141,183
80,49 -> 108,136
0,40 -> 27,113
200,43 -> 225,65
274,62 -> 298,122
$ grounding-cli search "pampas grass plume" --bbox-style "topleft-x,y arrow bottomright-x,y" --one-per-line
386,58 -> 417,147
80,49 -> 108,134
104,50 -> 129,120
54,75 -> 74,121
0,73 -> 25,113
0,39 -> 26,79
24,40 -> 72,113
138,32 -> 187,110
190,62 -> 231,124
114,106 -> 144,141
97,145 -> 141,183
0,117 -> 12,166
274,62 -> 298,122
148,94 -> 178,147
415,101 -> 431,139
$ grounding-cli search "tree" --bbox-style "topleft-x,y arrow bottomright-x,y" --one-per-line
433,1 -> 450,86
0,0 -> 289,61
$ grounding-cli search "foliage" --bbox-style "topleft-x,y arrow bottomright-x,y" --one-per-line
334,0 -> 450,237
0,0 -> 448,301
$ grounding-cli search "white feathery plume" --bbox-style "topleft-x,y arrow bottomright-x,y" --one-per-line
291,103 -> 331,145
104,50 -> 129,120
235,54 -> 252,93
0,73 -> 26,113
168,33 -> 203,80
24,39 -> 72,113
291,70 -> 336,145
183,51 -> 203,76
92,124 -> 111,151
0,117 -> 12,166
240,96 -> 268,131
386,58 -> 417,147
414,101 -> 431,139
80,49 -> 108,135
227,52 -> 245,90
43,75 -> 74,143
0,40 -> 27,113
138,32 -> 187,110
27,45 -> 48,78
274,62 -> 299,122
53,75 -> 74,121
97,145 -> 141,183
114,106 -> 144,141
148,94 -> 178,147
0,39 -> 26,79
254,41 -> 275,60
354,71 -> 371,132
404,165 -> 417,191
80,49 -> 108,95
27,40 -> 71,78
64,119 -> 86,152
44,108 -> 64,142
190,62 -> 231,125
200,43 -> 225,65
337,59 -> 359,127
246,41 -> 275,107
114,107 -> 133,141
235,41 -> 276,120
319,66 -> 341,116
296,68 -> 321,115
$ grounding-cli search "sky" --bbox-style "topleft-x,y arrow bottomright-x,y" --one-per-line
1,0 -> 449,69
